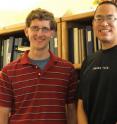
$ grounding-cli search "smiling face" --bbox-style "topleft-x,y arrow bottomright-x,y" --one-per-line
25,19 -> 54,51
93,4 -> 117,49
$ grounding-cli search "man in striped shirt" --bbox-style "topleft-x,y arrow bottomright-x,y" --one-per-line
0,8 -> 78,124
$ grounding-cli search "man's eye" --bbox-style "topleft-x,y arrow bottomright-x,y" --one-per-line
43,27 -> 49,31
97,18 -> 102,21
95,18 -> 102,21
107,17 -> 113,21
31,26 -> 38,31
41,27 -> 50,32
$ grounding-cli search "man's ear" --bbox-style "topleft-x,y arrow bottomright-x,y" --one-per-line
24,27 -> 29,38
51,30 -> 56,38
92,19 -> 95,31
92,19 -> 94,26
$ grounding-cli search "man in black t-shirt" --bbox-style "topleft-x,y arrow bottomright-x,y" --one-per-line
77,1 -> 117,124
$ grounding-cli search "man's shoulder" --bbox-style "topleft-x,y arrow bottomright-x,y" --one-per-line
81,51 -> 102,72
56,56 -> 74,68
2,58 -> 21,71
86,51 -> 102,63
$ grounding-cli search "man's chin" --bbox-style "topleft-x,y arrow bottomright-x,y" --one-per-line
99,37 -> 112,43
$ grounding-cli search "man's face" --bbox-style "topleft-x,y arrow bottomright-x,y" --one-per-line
93,4 -> 117,47
25,19 -> 54,51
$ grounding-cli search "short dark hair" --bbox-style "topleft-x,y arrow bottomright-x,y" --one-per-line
94,1 -> 117,17
25,8 -> 56,30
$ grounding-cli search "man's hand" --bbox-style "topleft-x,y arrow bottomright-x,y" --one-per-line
66,103 -> 77,124
0,106 -> 11,124
77,99 -> 88,124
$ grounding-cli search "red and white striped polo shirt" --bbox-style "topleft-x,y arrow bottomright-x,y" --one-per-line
0,50 -> 77,124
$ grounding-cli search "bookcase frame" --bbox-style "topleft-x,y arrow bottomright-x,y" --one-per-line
0,11 -> 100,69
61,11 -> 94,69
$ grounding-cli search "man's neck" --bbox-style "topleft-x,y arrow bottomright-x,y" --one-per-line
102,42 -> 117,50
28,49 -> 50,60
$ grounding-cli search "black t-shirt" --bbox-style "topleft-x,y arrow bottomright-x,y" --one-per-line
78,45 -> 117,124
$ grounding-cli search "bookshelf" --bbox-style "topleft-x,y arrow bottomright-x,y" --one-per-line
56,18 -> 62,57
61,11 -> 97,69
0,18 -> 62,69
0,23 -> 25,35
0,11 -> 104,70
60,0 -> 117,69
0,24 -> 29,69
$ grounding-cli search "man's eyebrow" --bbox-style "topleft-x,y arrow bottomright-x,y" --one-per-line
94,15 -> 102,19
106,14 -> 115,17
95,14 -> 114,17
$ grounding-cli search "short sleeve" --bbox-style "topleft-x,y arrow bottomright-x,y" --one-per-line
66,67 -> 79,103
76,58 -> 89,100
0,68 -> 14,108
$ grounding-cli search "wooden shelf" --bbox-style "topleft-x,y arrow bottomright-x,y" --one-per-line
0,11 -> 95,70
0,18 -> 60,35
0,23 -> 25,35
62,11 -> 94,22
61,11 -> 95,69
73,64 -> 81,69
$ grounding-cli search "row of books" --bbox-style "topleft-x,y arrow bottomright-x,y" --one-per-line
0,36 -> 29,69
68,25 -> 102,64
0,36 -> 58,70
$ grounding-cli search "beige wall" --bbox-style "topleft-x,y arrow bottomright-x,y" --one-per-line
0,0 -> 95,28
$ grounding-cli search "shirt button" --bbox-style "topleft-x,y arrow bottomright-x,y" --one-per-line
38,73 -> 41,76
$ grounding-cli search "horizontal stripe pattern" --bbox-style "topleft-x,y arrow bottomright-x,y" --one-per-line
0,51 -> 78,124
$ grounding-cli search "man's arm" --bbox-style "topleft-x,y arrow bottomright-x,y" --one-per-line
66,103 -> 77,124
0,106 -> 11,124
77,99 -> 88,124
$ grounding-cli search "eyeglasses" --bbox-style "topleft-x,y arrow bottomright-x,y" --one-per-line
94,15 -> 117,23
30,26 -> 50,33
